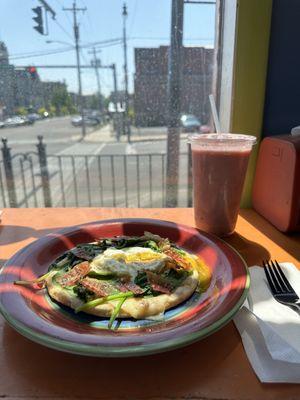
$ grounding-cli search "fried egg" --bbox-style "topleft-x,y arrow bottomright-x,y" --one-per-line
89,247 -> 168,280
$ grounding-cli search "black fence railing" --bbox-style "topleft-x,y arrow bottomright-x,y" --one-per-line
0,136 -> 193,208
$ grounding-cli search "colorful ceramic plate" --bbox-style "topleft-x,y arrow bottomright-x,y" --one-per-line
0,219 -> 249,357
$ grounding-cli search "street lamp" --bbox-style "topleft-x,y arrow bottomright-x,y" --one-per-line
46,40 -> 73,47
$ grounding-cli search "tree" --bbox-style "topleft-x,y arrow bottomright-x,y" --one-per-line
50,86 -> 75,115
84,94 -> 107,111
103,96 -> 110,110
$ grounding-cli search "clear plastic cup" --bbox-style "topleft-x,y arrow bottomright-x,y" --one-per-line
189,133 -> 257,236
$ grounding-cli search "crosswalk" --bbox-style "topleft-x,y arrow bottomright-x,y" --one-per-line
49,142 -> 107,207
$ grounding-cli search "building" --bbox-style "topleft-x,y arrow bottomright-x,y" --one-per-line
134,46 -> 214,126
0,41 -> 71,117
0,42 -> 15,117
14,68 -> 44,110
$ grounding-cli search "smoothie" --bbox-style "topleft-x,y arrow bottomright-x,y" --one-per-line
190,134 -> 256,236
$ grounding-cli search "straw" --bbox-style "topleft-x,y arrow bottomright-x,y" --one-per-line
209,94 -> 222,134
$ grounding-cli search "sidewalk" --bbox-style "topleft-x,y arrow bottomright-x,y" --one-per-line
84,123 -> 187,143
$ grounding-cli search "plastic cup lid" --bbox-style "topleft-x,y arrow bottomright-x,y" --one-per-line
188,133 -> 257,149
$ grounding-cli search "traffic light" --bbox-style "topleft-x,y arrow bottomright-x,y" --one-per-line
27,66 -> 38,79
32,6 -> 44,35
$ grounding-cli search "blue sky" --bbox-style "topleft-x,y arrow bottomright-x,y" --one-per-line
0,0 -> 215,96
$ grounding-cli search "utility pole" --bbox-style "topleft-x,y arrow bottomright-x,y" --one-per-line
89,47 -> 102,112
122,3 -> 131,141
165,0 -> 184,207
111,63 -> 121,141
63,1 -> 86,138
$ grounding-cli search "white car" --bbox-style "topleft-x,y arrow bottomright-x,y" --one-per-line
4,117 -> 25,127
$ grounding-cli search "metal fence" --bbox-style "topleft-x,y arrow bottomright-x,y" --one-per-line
0,136 -> 192,208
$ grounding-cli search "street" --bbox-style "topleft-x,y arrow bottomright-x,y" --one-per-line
1,116 -> 96,154
0,117 -> 191,208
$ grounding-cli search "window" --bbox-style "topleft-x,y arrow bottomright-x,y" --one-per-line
0,0 -> 217,208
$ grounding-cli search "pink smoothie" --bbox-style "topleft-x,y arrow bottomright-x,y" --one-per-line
192,147 -> 251,236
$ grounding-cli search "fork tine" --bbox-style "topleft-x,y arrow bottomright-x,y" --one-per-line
267,260 -> 284,292
274,260 -> 295,293
263,260 -> 279,294
270,260 -> 288,293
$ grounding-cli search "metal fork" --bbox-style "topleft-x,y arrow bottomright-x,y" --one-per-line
263,260 -> 300,311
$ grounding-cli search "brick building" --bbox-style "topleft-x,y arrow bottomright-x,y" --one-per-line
134,46 -> 214,126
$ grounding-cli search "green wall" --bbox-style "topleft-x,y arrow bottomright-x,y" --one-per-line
231,0 -> 273,207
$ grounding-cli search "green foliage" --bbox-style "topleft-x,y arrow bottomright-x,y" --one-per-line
128,106 -> 135,121
37,107 -> 47,116
49,105 -> 56,116
103,96 -> 110,110
16,107 -> 28,116
50,86 -> 75,115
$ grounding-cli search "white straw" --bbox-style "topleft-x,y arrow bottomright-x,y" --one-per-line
209,94 -> 221,134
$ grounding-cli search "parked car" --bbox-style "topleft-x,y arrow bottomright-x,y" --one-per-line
20,116 -> 34,125
4,116 -> 25,128
27,113 -> 41,122
0,121 -> 4,129
180,114 -> 201,133
71,115 -> 100,127
88,111 -> 102,124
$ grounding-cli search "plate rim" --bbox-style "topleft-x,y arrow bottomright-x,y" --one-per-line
0,218 -> 250,357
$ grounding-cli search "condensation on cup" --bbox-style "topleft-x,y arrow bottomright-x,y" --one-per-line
189,133 -> 257,237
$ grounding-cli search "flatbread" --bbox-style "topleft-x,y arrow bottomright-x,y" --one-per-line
45,268 -> 199,319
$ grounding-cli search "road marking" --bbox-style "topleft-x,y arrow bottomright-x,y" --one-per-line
50,142 -> 106,206
126,143 -> 136,155
56,142 -> 106,155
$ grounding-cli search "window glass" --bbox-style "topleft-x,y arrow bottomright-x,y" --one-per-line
0,0 -> 216,208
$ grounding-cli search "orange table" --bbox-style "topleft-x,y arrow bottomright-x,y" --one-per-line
0,208 -> 299,400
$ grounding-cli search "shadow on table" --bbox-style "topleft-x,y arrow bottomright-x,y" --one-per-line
0,225 -> 59,245
224,232 -> 270,267
239,210 -> 300,262
2,322 -> 244,398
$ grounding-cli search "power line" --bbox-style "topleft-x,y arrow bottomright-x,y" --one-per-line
81,0 -> 95,35
47,0 -> 74,41
9,35 -> 210,60
80,48 -> 89,66
53,0 -> 73,29
9,47 -> 75,60
9,39 -> 122,60
52,17 -> 74,42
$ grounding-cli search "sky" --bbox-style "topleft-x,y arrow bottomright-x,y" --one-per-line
0,0 -> 215,96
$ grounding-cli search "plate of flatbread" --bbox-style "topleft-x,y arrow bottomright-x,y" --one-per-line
0,218 -> 249,357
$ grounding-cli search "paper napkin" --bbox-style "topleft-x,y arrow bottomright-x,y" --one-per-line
234,263 -> 300,383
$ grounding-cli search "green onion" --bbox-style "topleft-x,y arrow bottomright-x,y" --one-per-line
14,271 -> 52,286
75,291 -> 133,313
108,297 -> 128,329
55,256 -> 69,268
